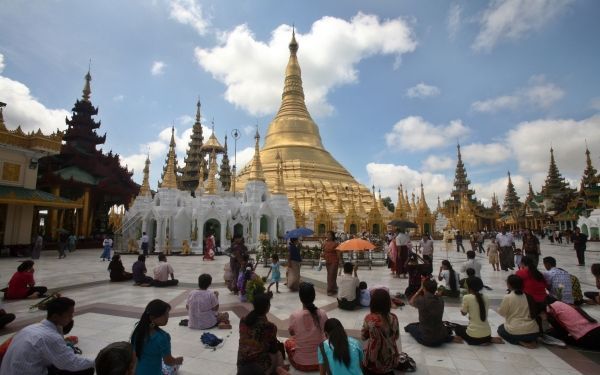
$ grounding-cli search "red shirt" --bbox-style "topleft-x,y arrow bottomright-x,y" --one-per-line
6,271 -> 35,299
516,269 -> 547,302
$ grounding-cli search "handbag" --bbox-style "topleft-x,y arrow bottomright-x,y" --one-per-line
396,352 -> 416,372
319,343 -> 331,375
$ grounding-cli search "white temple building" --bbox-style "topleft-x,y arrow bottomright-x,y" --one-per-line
119,128 -> 295,254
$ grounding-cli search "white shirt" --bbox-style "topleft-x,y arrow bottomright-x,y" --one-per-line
153,261 -> 174,281
0,319 -> 94,375
496,233 -> 514,247
395,233 -> 411,247
338,274 -> 360,300
141,234 -> 149,243
420,239 -> 434,256
460,259 -> 482,278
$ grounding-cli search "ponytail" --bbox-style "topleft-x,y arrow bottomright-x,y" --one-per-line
324,318 -> 350,367
299,282 -> 320,329
507,275 -> 535,319
442,260 -> 458,292
466,278 -> 486,321
131,299 -> 170,358
244,293 -> 270,327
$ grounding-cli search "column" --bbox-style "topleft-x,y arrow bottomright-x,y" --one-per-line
49,186 -> 60,240
80,188 -> 90,237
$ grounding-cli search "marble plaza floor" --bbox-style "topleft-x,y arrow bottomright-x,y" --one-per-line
1,239 -> 600,375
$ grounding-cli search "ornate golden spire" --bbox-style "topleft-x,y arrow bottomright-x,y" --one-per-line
272,151 -> 285,194
248,128 -> 266,181
161,127 -> 178,189
419,182 -> 429,210
196,160 -> 206,194
335,185 -> 345,213
139,153 -> 151,197
82,65 -> 92,102
205,150 -> 218,194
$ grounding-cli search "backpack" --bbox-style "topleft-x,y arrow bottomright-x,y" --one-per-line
201,332 -> 223,349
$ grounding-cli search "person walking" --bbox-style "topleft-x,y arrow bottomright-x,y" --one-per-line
31,233 -> 43,259
287,238 -> 302,292
455,231 -> 465,253
395,228 -> 411,278
100,236 -> 112,261
572,227 -> 588,266
322,231 -> 340,296
496,228 -> 515,271
522,229 -> 541,267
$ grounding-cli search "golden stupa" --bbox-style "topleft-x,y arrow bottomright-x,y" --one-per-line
236,31 -> 374,213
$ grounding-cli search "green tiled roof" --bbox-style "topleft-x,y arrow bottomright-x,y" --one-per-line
0,185 -> 82,208
55,166 -> 99,185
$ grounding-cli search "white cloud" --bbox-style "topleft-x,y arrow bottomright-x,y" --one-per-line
195,13 -> 417,117
367,162 -> 453,209
0,54 -> 5,73
471,75 -> 564,113
0,75 -> 69,134
447,3 -> 462,40
590,97 -> 600,111
422,155 -> 454,172
243,125 -> 255,136
385,116 -> 469,151
168,0 -> 209,35
151,61 -> 166,76
473,0 -> 573,52
507,115 -> 600,175
234,146 -> 255,171
461,143 -> 511,166
113,94 -> 124,102
406,83 -> 440,99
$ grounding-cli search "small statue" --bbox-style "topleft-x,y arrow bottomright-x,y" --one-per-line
164,236 -> 171,255
127,238 -> 138,253
181,240 -> 190,256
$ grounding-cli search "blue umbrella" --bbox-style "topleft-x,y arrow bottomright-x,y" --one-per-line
284,227 -> 314,239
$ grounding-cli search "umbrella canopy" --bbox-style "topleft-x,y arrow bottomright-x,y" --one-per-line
336,238 -> 376,252
388,220 -> 418,229
284,227 -> 314,239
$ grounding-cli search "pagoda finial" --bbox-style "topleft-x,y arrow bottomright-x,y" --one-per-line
82,64 -> 92,102
248,128 -> 265,181
289,27 -> 298,55
273,151 -> 285,194
196,160 -> 205,194
205,149 -> 218,194
161,127 -> 178,189
139,153 -> 151,197
196,99 -> 201,122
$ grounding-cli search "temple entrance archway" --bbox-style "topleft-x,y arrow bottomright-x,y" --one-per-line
276,218 -> 284,239
349,223 -> 357,235
372,224 -> 380,235
318,223 -> 326,235
233,223 -> 244,238
260,215 -> 269,235
204,219 -> 221,249
424,223 -> 431,235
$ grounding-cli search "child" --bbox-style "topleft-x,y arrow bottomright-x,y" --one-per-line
514,247 -> 523,269
337,262 -> 360,310
359,281 -> 370,307
487,239 -> 500,271
265,254 -> 281,294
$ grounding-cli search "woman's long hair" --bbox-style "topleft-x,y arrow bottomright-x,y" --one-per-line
507,274 -> 536,320
324,318 -> 350,368
18,260 -> 34,272
521,256 -> 545,281
442,260 -> 458,292
466,277 -> 486,321
131,299 -> 170,359
370,289 -> 392,326
299,283 -> 320,329
244,293 -> 270,327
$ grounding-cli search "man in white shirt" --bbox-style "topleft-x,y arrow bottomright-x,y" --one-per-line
460,251 -> 482,278
140,231 -> 149,256
395,228 -> 411,277
152,253 -> 178,287
496,228 -> 515,271
0,297 -> 94,375
419,234 -> 434,260
338,262 -> 360,310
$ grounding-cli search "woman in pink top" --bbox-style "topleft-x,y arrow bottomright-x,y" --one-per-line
284,282 -> 328,371
546,298 -> 600,350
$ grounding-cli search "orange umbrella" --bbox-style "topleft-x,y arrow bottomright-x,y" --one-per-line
336,238 -> 376,252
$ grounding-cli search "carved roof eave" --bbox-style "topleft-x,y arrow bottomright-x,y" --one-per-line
0,127 -> 63,154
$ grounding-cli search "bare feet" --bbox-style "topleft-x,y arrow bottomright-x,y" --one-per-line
452,336 -> 464,343
491,337 -> 505,344
519,341 -> 538,349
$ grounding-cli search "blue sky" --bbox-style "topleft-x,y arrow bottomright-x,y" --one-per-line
1,0 -> 599,207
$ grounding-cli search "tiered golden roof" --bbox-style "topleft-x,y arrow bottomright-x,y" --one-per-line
138,154 -> 152,197
248,129 -> 266,182
160,127 -> 179,189
235,31 -> 374,212
0,105 -> 63,154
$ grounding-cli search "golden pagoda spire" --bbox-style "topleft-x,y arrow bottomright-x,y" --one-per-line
139,153 -> 151,197
419,182 -> 429,210
161,127 -> 178,189
205,150 -> 218,194
404,190 -> 411,214
196,99 -> 201,122
272,151 -> 285,194
82,63 -> 92,102
195,160 -> 206,194
248,128 -> 266,181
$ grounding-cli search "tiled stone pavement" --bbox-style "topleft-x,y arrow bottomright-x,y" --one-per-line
1,239 -> 599,374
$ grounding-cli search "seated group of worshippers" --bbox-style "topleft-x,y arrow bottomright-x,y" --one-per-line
108,254 -> 178,287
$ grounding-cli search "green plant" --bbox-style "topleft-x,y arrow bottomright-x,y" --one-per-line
246,277 -> 265,303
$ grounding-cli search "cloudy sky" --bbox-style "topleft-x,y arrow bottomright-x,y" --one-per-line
1,0 -> 599,208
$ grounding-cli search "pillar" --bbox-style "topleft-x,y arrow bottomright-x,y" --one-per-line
49,186 -> 60,240
80,188 -> 90,237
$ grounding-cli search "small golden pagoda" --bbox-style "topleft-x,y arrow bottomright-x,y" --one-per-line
415,182 -> 435,235
236,31 -> 374,215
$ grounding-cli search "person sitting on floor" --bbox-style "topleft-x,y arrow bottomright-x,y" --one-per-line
318,318 -> 364,375
542,256 -> 573,304
545,296 -> 600,351
285,283 -> 327,372
461,251 -> 482,278
4,260 -> 47,300
0,297 -> 94,375
405,279 -> 453,347
337,262 -> 360,310
186,274 -> 231,330
359,282 -> 370,307
497,275 -> 539,349
453,277 -> 492,345
152,254 -> 178,287
0,304 -> 15,330
362,289 -> 404,373
108,254 -> 133,282
437,260 -> 460,298
131,255 -> 153,286
584,263 -> 600,304
95,341 -> 136,375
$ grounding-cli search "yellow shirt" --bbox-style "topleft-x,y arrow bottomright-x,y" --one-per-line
497,292 -> 539,335
461,294 -> 491,338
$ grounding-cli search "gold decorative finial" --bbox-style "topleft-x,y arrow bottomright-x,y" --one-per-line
161,127 -> 178,189
139,153 -> 151,196
196,99 -> 201,122
205,149 -> 218,194
289,27 -> 298,55
82,64 -> 92,102
248,128 -> 265,181
196,159 -> 206,194
273,151 -> 285,194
